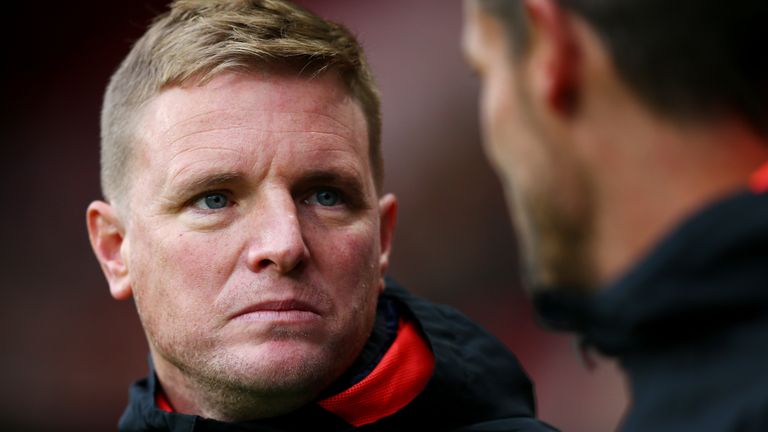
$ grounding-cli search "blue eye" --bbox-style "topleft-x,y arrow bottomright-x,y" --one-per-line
194,193 -> 229,210
313,189 -> 341,207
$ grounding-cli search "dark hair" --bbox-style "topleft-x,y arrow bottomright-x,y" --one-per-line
479,0 -> 768,137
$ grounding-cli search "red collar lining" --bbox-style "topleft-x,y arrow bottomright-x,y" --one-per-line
318,316 -> 435,427
749,161 -> 768,194
155,387 -> 174,413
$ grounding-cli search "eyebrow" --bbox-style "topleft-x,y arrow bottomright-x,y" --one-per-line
170,172 -> 245,198
298,170 -> 365,191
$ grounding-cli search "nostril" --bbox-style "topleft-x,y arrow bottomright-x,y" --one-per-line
250,250 -> 306,274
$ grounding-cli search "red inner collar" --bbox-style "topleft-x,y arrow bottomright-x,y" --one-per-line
318,315 -> 434,427
749,161 -> 768,194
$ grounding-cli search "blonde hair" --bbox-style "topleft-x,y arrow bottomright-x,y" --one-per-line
100,0 -> 382,204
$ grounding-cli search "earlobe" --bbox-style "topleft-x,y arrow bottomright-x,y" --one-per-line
524,0 -> 580,116
86,201 -> 133,300
377,194 -> 398,292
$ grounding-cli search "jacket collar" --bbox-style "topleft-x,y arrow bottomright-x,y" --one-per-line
534,190 -> 768,357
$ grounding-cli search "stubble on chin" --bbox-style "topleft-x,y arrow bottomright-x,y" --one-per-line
508,179 -> 597,295
149,328 -> 338,421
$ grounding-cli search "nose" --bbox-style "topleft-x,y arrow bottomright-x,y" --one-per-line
245,192 -> 310,274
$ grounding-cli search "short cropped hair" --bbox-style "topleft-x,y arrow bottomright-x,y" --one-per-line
101,0 -> 382,204
480,0 -> 768,138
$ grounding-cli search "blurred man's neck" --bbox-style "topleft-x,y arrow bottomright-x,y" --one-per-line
584,111 -> 768,286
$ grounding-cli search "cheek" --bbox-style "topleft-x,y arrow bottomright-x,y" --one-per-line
480,67 -> 522,174
129,226 -> 235,327
327,228 -> 382,335
482,67 -> 554,200
308,221 -> 381,302
331,229 -> 378,279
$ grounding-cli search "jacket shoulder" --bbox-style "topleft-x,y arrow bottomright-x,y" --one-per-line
380,280 -> 558,431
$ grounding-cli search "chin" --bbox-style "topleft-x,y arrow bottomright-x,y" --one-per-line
216,340 -> 341,391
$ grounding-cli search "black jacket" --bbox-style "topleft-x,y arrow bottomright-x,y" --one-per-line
119,280 -> 557,431
535,190 -> 768,431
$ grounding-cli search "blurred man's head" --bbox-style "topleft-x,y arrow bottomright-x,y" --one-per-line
463,0 -> 768,292
86,0 -> 397,421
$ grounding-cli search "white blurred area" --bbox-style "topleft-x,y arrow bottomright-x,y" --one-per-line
297,1 -> 629,431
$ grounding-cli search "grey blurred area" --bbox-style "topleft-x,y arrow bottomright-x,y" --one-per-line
0,1 -> 625,431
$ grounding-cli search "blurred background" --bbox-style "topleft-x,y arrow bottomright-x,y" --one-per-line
1,1 -> 626,430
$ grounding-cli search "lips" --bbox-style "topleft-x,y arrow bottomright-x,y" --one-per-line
230,299 -> 322,322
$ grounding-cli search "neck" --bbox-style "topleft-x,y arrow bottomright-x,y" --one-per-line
150,351 -> 315,422
585,115 -> 768,286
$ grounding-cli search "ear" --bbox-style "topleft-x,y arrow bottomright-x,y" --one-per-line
86,201 -> 133,300
523,0 -> 581,116
377,194 -> 398,292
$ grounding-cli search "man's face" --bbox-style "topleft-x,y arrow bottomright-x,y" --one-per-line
119,70 -> 393,405
463,0 -> 595,292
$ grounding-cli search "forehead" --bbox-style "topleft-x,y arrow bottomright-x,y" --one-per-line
142,70 -> 367,145
132,70 -> 371,188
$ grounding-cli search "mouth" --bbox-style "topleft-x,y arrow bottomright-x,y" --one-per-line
231,299 -> 322,323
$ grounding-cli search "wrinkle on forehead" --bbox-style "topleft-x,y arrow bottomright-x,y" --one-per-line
169,145 -> 246,164
171,108 -> 361,149
160,109 -> 360,144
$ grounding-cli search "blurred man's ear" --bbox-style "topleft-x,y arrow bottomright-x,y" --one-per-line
86,201 -> 132,300
523,0 -> 581,116
377,194 -> 398,292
